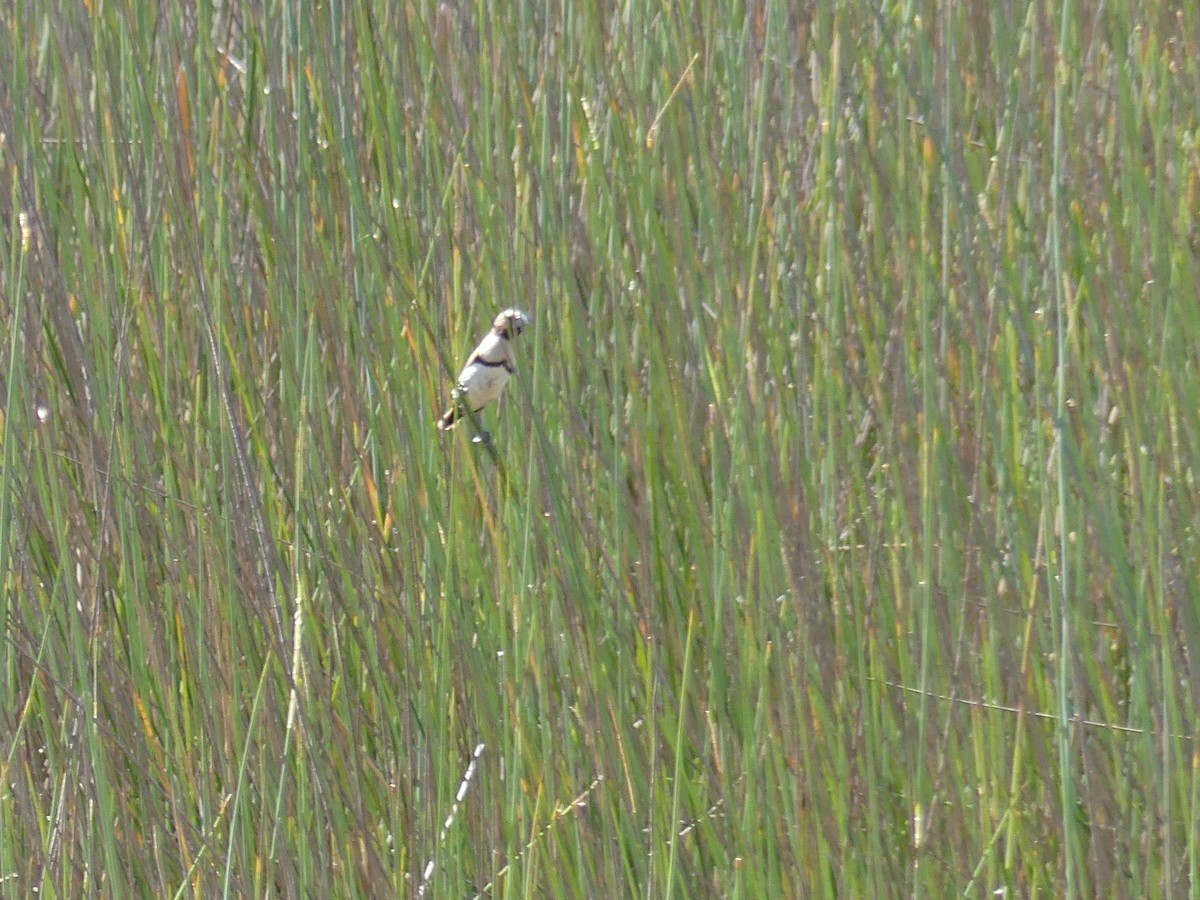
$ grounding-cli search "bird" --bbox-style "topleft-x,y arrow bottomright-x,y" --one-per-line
437,308 -> 529,435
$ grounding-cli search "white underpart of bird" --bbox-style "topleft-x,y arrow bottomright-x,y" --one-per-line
438,308 -> 529,431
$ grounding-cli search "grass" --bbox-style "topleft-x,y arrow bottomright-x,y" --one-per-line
2,0 -> 1199,896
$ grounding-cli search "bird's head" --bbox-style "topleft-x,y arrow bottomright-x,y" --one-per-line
494,308 -> 530,338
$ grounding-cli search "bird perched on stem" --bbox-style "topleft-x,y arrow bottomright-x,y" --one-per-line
437,308 -> 529,437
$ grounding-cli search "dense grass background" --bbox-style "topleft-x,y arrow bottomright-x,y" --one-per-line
2,0 -> 1198,896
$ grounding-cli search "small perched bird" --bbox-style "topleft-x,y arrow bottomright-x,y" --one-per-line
437,308 -> 529,433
